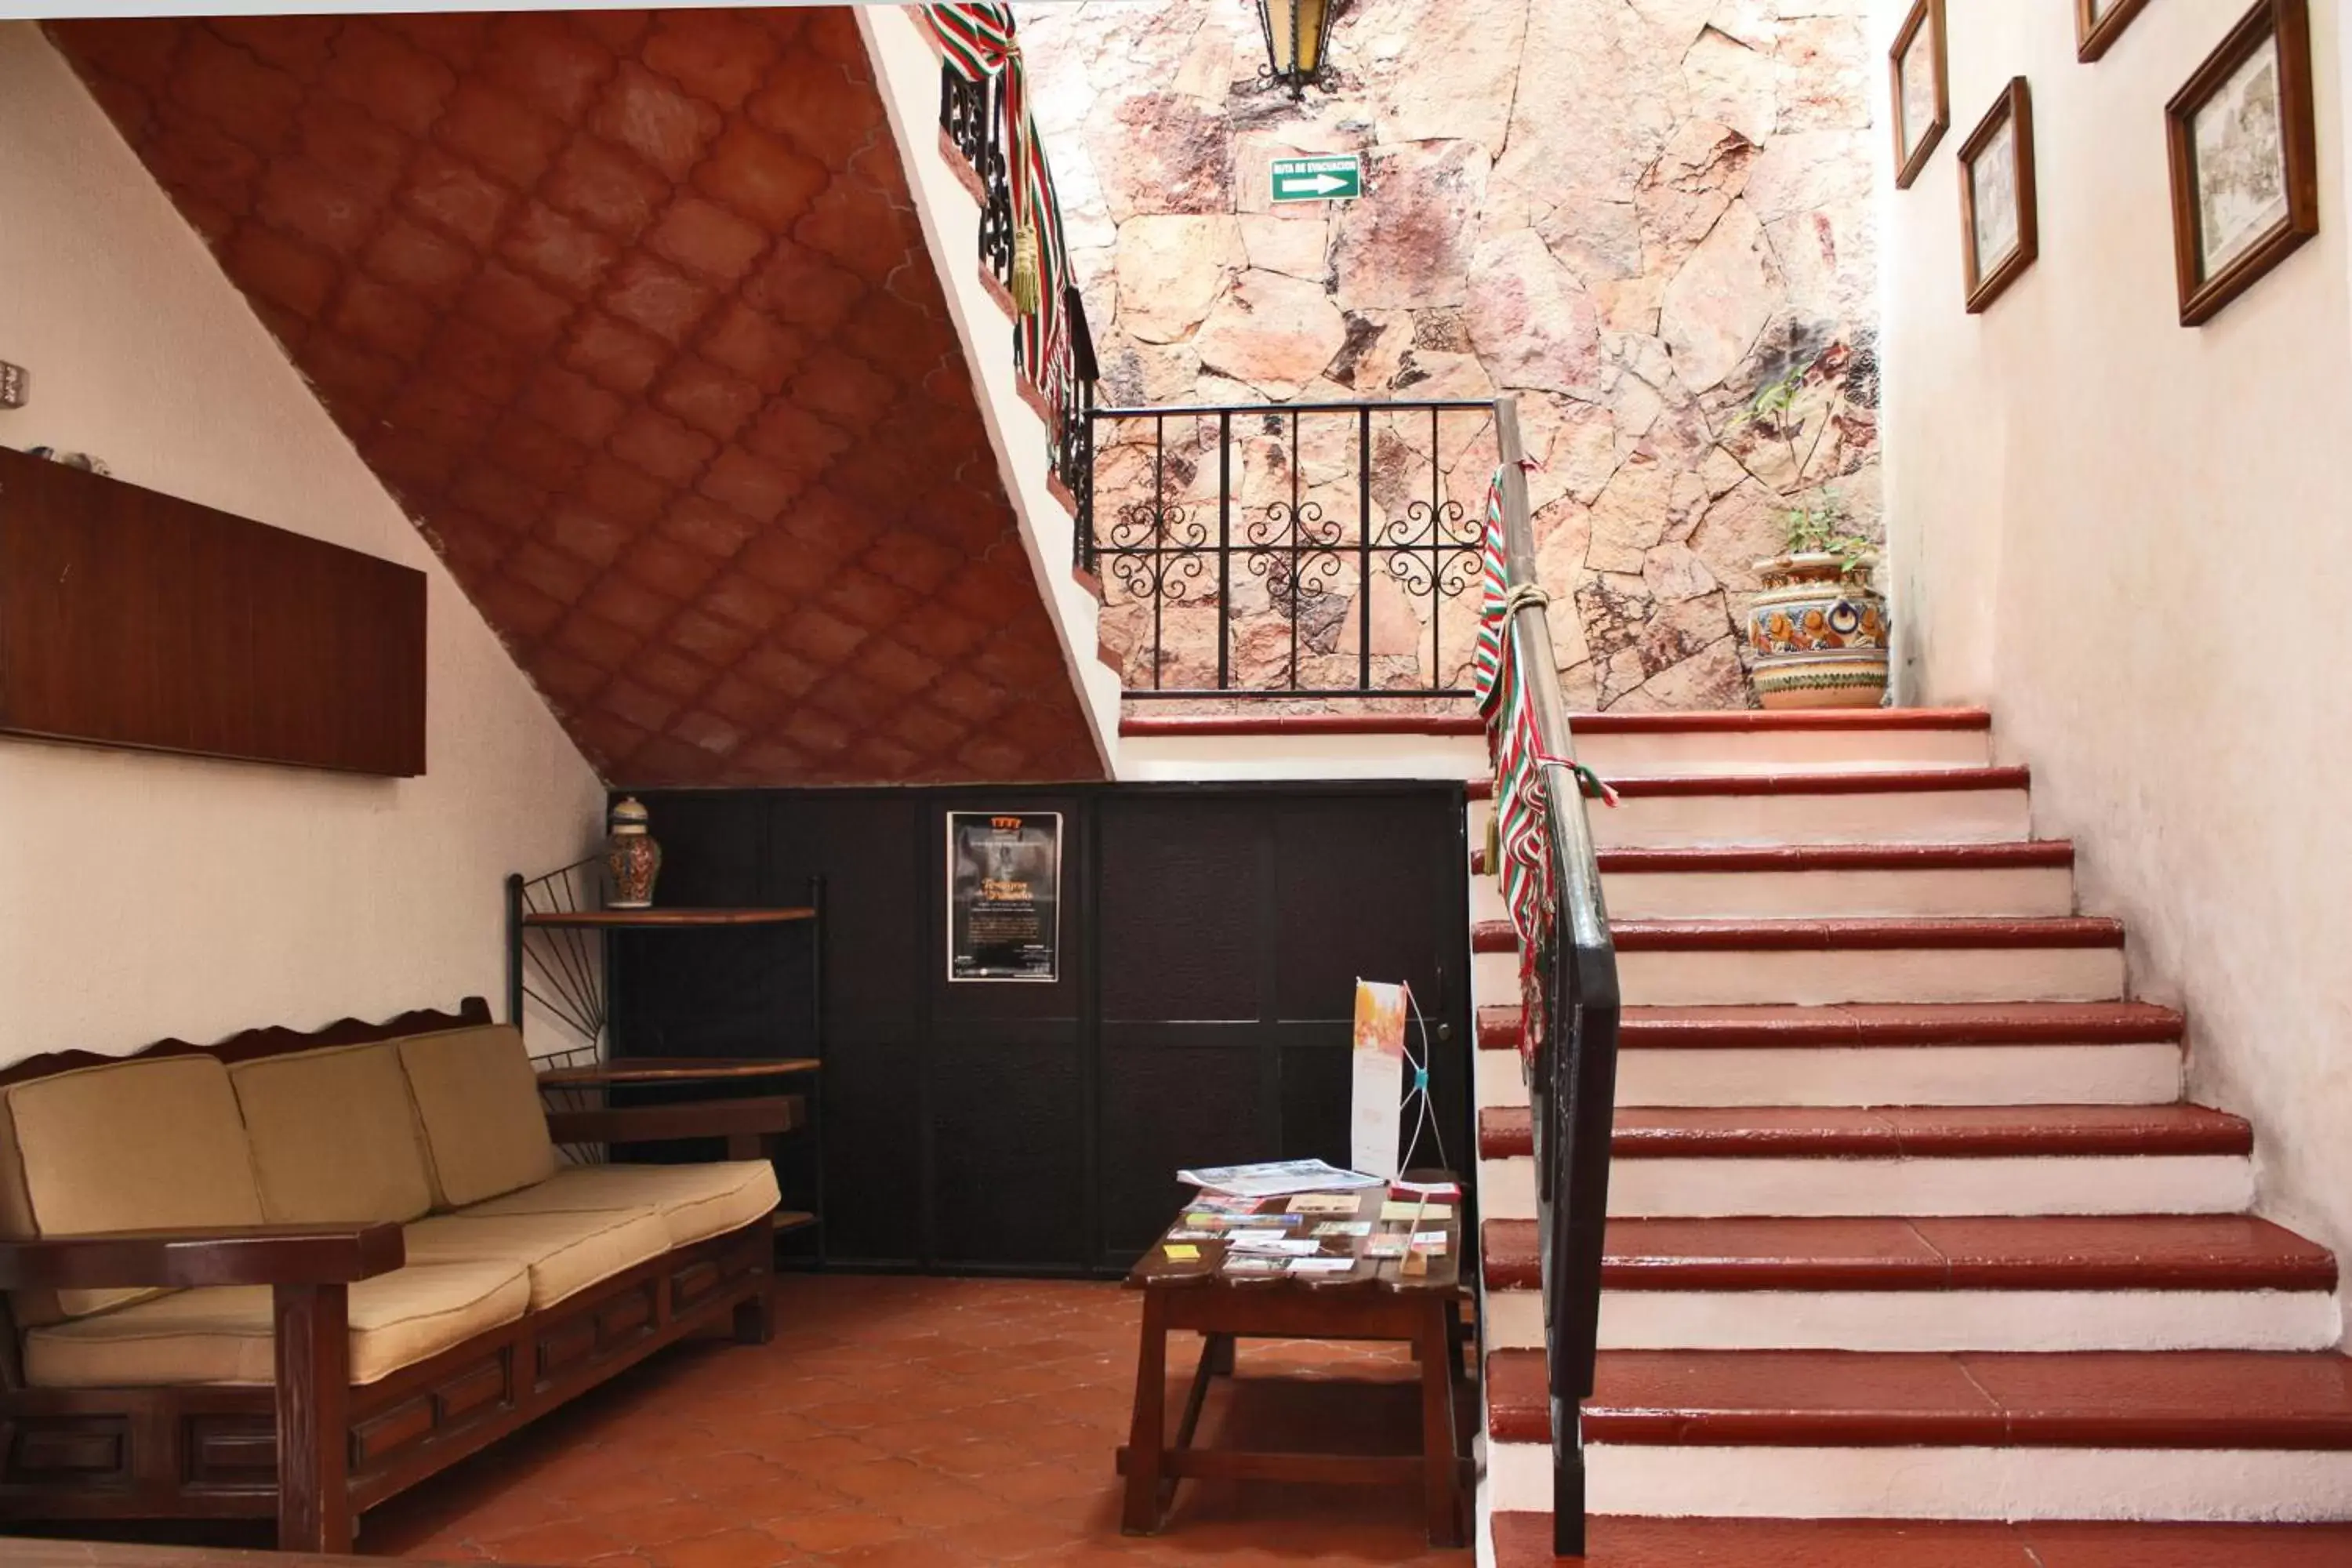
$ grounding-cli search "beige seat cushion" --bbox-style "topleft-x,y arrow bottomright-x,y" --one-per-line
2,1054 -> 265,1319
403,1208 -> 670,1311
463,1161 -> 778,1247
395,1025 -> 557,1210
230,1041 -> 434,1226
21,1260 -> 528,1388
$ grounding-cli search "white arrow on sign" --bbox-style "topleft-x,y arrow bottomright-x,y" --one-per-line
1277,172 -> 1351,196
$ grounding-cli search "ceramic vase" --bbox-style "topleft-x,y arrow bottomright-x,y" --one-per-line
1747,553 -> 1891,710
604,797 -> 662,909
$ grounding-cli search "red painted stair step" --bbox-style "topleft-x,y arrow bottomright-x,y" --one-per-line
1479,1215 -> 2337,1294
1475,1104 -> 2253,1162
1473,916 -> 2125,954
1485,1346 -> 2352,1448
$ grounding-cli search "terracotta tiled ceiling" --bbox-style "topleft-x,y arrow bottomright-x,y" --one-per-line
49,9 -> 1103,787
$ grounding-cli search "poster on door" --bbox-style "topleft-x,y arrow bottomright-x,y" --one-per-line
946,811 -> 1062,982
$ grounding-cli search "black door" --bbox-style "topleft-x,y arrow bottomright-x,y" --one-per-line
1093,784 -> 1469,1269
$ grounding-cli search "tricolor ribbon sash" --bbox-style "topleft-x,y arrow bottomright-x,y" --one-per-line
1472,461 -> 1613,1065
921,5 -> 1071,385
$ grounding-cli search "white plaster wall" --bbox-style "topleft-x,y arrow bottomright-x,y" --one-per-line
0,24 -> 604,1062
1873,0 -> 2352,1339
854,5 -> 1123,776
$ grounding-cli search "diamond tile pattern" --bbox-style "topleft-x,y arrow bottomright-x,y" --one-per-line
49,9 -> 1103,787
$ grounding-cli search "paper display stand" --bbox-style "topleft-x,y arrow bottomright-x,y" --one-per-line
1352,978 -> 1446,1181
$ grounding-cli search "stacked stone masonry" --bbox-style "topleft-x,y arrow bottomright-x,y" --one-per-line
1021,0 -> 1883,710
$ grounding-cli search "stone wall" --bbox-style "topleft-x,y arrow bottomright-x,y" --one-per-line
1020,0 -> 1881,708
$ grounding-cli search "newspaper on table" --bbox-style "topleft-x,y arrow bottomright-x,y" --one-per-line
1177,1158 -> 1385,1200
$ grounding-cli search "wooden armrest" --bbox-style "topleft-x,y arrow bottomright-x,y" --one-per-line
0,1222 -> 405,1291
544,1094 -> 805,1147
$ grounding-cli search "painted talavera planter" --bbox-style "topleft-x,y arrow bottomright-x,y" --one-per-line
1747,553 -> 1890,709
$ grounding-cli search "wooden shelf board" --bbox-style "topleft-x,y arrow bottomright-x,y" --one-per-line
535,1057 -> 820,1088
521,906 -> 816,928
772,1210 -> 821,1233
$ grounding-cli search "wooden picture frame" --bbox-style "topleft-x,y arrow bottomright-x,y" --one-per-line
1889,0 -> 1948,190
2165,0 -> 2318,325
1958,78 -> 2038,314
2077,0 -> 2153,64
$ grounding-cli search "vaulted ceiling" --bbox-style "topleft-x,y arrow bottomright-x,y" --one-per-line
49,8 -> 1102,787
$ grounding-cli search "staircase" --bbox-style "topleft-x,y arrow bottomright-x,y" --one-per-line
1468,707 -> 2352,1561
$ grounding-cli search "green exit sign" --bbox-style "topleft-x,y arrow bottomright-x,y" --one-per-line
1269,154 -> 1363,204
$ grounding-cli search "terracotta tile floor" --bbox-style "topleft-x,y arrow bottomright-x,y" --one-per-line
365,1274 -> 1472,1566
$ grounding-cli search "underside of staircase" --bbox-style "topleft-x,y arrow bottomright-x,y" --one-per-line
1457,707 -> 2352,1562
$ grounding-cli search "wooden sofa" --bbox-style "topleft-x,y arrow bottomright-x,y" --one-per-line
0,1000 -> 799,1554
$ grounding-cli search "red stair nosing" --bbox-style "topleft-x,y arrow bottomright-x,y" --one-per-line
1490,1512 -> 2352,1567
1607,765 -> 2030,798
1472,916 -> 2125,955
1479,1215 -> 2338,1294
1119,707 -> 1993,740
1569,707 -> 1994,734
1475,1103 -> 2253,1162
1612,916 -> 2127,952
1119,711 -> 1482,738
1477,1001 -> 2187,1052
1595,840 -> 2077,874
1484,1346 -> 2352,1449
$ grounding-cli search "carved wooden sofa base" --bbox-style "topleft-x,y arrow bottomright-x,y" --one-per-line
0,1220 -> 771,1548
0,1000 -> 797,1554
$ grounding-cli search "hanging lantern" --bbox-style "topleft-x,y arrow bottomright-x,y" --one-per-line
1253,0 -> 1334,96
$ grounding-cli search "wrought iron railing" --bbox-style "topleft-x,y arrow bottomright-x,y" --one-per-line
1489,400 -> 1623,1558
1084,400 -> 1492,697
934,40 -> 1095,532
938,65 -> 1014,301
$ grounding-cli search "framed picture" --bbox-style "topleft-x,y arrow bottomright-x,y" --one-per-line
2165,0 -> 2319,325
1958,78 -> 2038,314
2077,0 -> 2152,64
1888,0 -> 1948,190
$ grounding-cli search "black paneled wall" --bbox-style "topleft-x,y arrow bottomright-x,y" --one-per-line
617,784 -> 1470,1276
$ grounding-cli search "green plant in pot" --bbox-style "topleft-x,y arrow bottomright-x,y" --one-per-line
1747,492 -> 1891,710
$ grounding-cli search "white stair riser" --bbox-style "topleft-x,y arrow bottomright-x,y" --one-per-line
1476,1154 -> 2255,1219
1119,725 -> 1994,785
1604,866 -> 2076,920
1574,728 -> 1994,778
1120,731 -> 1484,783
1485,1442 -> 2352,1521
1478,1285 -> 2343,1353
1616,946 -> 2126,1007
1592,789 -> 2033,849
1475,1043 -> 2183,1110
1478,946 -> 2128,1007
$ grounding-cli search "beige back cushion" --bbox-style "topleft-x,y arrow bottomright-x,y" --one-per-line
230,1041 -> 434,1226
3,1054 -> 264,1318
395,1025 -> 556,1209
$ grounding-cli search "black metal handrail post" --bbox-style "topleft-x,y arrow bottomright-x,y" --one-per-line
1493,396 -> 1621,1559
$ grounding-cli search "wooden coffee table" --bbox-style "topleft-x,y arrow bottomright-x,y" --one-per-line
1116,1178 -> 1470,1546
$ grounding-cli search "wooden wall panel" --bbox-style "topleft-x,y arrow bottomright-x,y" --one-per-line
0,445 -> 425,775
